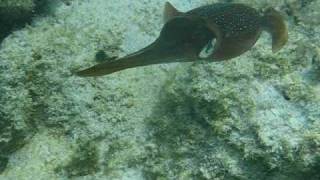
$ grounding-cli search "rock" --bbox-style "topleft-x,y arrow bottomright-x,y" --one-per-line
0,0 -> 36,42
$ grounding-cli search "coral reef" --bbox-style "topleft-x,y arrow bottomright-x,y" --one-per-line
0,0 -> 319,179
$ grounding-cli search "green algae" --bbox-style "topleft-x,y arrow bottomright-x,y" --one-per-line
56,142 -> 99,177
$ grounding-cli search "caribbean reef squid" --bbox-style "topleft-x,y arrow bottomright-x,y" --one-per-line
76,2 -> 288,76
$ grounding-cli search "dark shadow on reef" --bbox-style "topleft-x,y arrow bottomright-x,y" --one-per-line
0,0 -> 72,44
0,7 -> 32,42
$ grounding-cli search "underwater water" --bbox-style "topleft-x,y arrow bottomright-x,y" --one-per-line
0,0 -> 319,179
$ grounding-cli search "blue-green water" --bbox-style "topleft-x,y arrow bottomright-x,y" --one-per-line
0,0 -> 319,179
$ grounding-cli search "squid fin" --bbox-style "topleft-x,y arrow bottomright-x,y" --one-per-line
163,2 -> 183,23
262,8 -> 288,53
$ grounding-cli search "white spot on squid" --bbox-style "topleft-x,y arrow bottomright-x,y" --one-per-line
199,39 -> 216,59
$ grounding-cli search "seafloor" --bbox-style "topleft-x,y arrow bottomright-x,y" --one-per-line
0,0 -> 319,179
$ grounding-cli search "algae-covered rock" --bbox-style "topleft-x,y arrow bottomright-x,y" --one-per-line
0,0 -> 319,179
0,0 -> 35,13
145,56 -> 320,179
0,0 -> 70,42
56,141 -> 99,177
0,0 -> 165,178
0,0 -> 36,41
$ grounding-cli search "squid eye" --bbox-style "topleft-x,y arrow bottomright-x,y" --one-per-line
199,39 -> 216,59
